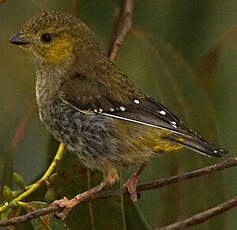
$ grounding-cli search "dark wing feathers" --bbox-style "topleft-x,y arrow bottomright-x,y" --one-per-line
109,98 -> 188,134
60,71 -> 228,157
61,72 -> 189,135
165,133 -> 227,157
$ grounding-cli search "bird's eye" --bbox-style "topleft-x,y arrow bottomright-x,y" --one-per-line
40,33 -> 52,43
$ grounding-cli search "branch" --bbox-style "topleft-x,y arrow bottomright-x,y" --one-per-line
0,157 -> 236,227
156,195 -> 237,230
0,143 -> 65,214
108,0 -> 134,61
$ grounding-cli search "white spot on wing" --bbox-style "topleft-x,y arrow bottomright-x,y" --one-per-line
99,108 -> 103,113
158,110 -> 166,115
109,108 -> 115,112
94,109 -> 98,113
120,106 -> 126,111
170,121 -> 177,128
134,99 -> 140,104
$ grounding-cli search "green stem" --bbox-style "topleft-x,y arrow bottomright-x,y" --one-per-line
0,143 -> 65,213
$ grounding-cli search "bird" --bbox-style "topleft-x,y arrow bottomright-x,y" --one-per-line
10,10 -> 227,219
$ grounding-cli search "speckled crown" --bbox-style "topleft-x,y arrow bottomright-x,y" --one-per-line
21,11 -> 77,34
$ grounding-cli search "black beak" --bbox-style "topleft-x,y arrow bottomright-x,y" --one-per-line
9,32 -> 30,45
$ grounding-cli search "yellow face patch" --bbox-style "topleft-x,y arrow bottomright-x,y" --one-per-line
44,35 -> 73,64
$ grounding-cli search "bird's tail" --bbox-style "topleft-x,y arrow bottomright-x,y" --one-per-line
164,133 -> 228,157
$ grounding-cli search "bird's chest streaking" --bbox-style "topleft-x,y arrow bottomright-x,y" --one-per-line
36,93 -> 119,170
35,69 -> 116,170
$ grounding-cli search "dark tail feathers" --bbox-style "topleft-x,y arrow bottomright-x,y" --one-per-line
165,133 -> 228,158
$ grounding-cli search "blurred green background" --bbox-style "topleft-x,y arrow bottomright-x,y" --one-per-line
0,0 -> 236,229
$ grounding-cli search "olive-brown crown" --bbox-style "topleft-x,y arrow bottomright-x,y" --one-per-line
16,11 -> 100,65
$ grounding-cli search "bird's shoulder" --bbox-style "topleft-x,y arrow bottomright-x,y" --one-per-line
59,65 -> 188,135
61,61 -> 144,111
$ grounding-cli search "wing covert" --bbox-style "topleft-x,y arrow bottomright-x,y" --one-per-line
60,72 -> 191,136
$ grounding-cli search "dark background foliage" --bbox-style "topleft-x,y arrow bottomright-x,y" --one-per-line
0,0 -> 236,229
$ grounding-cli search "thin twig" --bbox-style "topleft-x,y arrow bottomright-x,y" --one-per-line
156,195 -> 237,230
71,0 -> 78,16
107,3 -> 122,56
109,0 -> 134,61
0,157 -> 236,227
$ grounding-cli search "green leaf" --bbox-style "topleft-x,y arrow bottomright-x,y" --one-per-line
13,173 -> 25,190
44,188 -> 55,203
2,185 -> 13,201
0,148 -> 13,201
9,200 -> 18,209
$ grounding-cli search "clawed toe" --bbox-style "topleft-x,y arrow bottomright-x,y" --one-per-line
123,163 -> 146,201
55,208 -> 71,220
123,176 -> 139,201
51,197 -> 73,220
52,197 -> 70,208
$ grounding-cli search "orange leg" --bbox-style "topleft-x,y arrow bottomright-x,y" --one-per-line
53,168 -> 119,220
123,163 -> 147,201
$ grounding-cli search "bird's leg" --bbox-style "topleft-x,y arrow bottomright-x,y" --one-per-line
53,168 -> 119,220
123,163 -> 147,201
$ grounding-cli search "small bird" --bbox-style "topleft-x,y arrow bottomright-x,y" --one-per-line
10,11 -> 227,219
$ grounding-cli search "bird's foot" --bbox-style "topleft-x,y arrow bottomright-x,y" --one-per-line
52,196 -> 79,220
52,169 -> 119,220
123,175 -> 140,201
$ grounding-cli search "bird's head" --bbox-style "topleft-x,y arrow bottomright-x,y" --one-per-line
10,11 -> 99,66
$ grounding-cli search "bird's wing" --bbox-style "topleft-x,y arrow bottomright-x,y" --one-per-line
60,72 -> 191,137
59,71 -> 228,158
